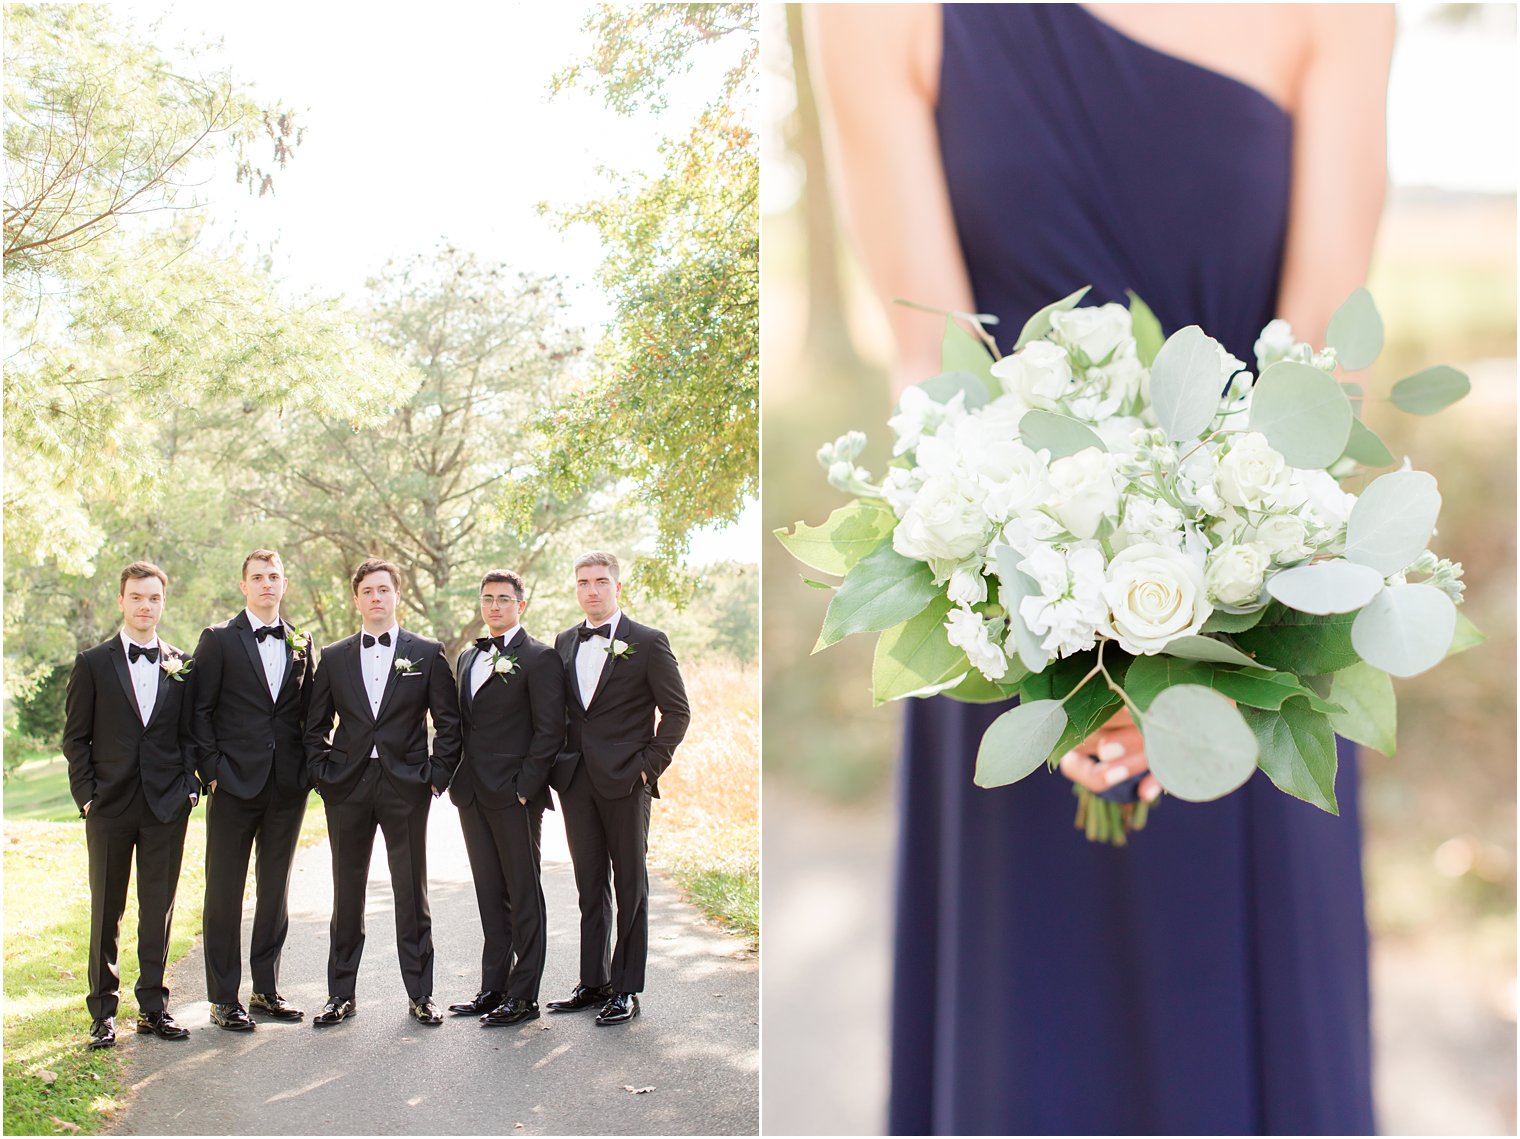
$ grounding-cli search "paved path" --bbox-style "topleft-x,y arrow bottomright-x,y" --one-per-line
109,801 -> 758,1136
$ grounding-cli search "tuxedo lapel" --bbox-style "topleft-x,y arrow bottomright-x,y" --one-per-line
108,638 -> 137,716
144,645 -> 175,729
273,617 -> 299,700
234,612 -> 271,704
460,646 -> 480,717
561,632 -> 586,713
375,630 -> 410,721
590,615 -> 620,703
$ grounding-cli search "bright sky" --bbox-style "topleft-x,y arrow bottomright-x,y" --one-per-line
111,1 -> 759,566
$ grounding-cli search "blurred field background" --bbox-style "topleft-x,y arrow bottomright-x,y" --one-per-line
760,4 -> 1516,1134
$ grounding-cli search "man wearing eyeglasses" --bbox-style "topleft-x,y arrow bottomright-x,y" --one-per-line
445,570 -> 566,1027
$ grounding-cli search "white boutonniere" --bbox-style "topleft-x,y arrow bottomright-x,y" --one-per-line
605,639 -> 634,662
393,657 -> 419,676
490,651 -> 519,683
160,654 -> 193,682
286,627 -> 312,660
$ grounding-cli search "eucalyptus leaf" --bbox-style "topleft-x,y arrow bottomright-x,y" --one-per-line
1327,661 -> 1397,756
1126,291 -> 1164,368
1248,360 -> 1354,468
816,541 -> 939,651
915,370 -> 990,411
775,499 -> 898,577
1265,560 -> 1386,615
1018,409 -> 1106,459
1343,417 -> 1395,467
974,699 -> 1069,788
1160,635 -> 1273,669
1242,700 -> 1339,814
1391,365 -> 1470,415
940,315 -> 996,389
1344,470 -> 1440,575
1150,325 -> 1226,443
994,547 -> 1053,673
1350,583 -> 1456,678
1013,286 -> 1091,350
1448,609 -> 1486,657
1326,287 -> 1384,371
872,596 -> 966,704
1141,685 -> 1259,802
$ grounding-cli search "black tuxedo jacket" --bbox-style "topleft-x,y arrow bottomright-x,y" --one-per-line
450,628 -> 566,812
303,627 -> 463,803
190,612 -> 314,797
550,614 -> 690,801
62,637 -> 198,824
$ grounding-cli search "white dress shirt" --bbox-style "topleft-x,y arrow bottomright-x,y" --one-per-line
575,610 -> 620,708
120,628 -> 161,725
246,609 -> 286,699
360,623 -> 399,756
472,626 -> 523,696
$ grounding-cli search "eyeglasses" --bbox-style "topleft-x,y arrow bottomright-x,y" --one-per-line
481,594 -> 523,606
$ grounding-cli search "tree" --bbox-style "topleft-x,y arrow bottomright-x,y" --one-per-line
534,4 -> 758,589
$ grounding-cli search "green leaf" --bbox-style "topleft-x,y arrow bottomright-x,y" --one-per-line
940,316 -> 997,389
1048,684 -> 1125,769
1126,291 -> 1164,368
1248,360 -> 1354,468
1017,409 -> 1106,459
872,596 -> 967,704
1150,325 -> 1226,443
1013,286 -> 1091,350
941,668 -> 1025,704
1233,605 -> 1362,674
1265,560 -> 1385,615
1242,699 -> 1339,814
800,577 -> 831,590
1123,655 -> 1215,710
816,541 -> 939,651
1201,606 -> 1270,634
1210,669 -> 1341,714
1327,662 -> 1397,756
1390,365 -> 1470,415
1326,287 -> 1384,371
775,499 -> 898,577
1161,635 -> 1273,669
974,699 -> 1068,788
1142,685 -> 1259,802
915,370 -> 990,410
1344,470 -> 1440,575
1350,583 -> 1456,678
1343,417 -> 1395,467
1448,609 -> 1486,657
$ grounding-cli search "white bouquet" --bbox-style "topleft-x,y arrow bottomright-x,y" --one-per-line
780,287 -> 1481,843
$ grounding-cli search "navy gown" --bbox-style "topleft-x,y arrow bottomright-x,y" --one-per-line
888,7 -> 1374,1135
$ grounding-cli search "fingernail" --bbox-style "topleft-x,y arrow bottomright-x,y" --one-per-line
1097,740 -> 1125,761
1142,782 -> 1161,802
1103,765 -> 1129,786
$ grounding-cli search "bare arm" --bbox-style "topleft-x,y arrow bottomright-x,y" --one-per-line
806,3 -> 976,393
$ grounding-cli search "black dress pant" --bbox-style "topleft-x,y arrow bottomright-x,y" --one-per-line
85,784 -> 190,1019
202,772 -> 307,1004
324,762 -> 432,1001
559,762 -> 653,993
458,798 -> 547,1000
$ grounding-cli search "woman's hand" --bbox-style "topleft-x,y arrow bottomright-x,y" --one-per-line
1057,707 -> 1162,803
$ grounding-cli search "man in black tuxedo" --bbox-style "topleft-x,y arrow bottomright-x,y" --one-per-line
446,570 -> 566,1027
62,561 -> 199,1050
190,549 -> 314,1030
547,551 -> 690,1025
303,558 -> 462,1027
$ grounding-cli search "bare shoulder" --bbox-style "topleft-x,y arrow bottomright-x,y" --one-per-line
806,4 -> 939,98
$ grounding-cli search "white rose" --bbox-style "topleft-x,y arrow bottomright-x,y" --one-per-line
947,566 -> 989,607
1216,432 -> 1294,511
1046,447 -> 1121,540
893,476 -> 990,562
1295,468 -> 1356,532
1252,514 -> 1315,563
988,340 -> 1073,411
1205,542 -> 1271,606
1049,303 -> 1135,365
1099,543 -> 1212,654
945,606 -> 1008,680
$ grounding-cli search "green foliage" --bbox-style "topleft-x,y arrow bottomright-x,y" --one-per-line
1327,661 -> 1398,756
872,596 -> 964,704
1343,416 -> 1395,467
1265,560 -> 1385,615
1247,360 -> 1354,468
1325,286 -> 1384,371
1242,698 -> 1339,814
1142,685 -> 1259,802
1350,583 -> 1457,678
774,499 -> 895,577
938,315 -> 995,389
1151,325 -> 1228,442
1126,291 -> 1164,367
1344,470 -> 1440,574
12,664 -> 69,755
816,540 -> 937,650
538,4 -> 758,582
975,699 -> 1067,789
1013,285 -> 1089,350
1390,365 -> 1470,415
1233,604 -> 1362,675
1018,409 -> 1106,458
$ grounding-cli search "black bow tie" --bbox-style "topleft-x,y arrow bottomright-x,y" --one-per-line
361,631 -> 392,648
128,643 -> 159,663
254,624 -> 283,642
578,623 -> 612,642
475,634 -> 508,654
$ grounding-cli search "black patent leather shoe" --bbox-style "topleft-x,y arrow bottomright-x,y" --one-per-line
88,1017 -> 116,1049
448,989 -> 505,1016
210,1002 -> 255,1031
545,983 -> 614,1013
136,1009 -> 191,1039
594,992 -> 640,1026
481,997 -> 540,1026
249,991 -> 304,1020
408,996 -> 443,1025
312,997 -> 356,1027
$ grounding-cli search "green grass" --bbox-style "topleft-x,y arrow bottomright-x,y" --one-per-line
3,758 -> 327,1135
663,860 -> 759,943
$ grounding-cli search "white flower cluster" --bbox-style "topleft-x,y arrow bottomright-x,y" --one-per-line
860,306 -> 1386,679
